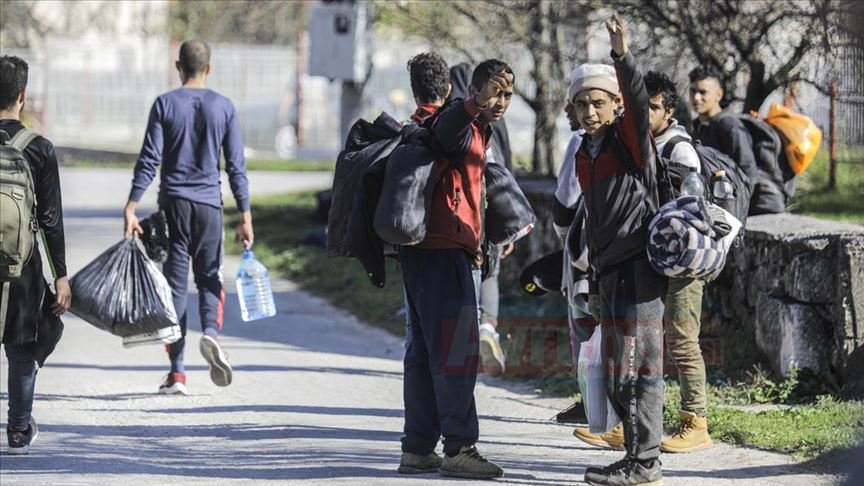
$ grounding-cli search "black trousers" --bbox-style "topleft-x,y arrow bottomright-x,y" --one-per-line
400,246 -> 479,456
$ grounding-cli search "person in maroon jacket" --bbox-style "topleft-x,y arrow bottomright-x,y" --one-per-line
572,14 -> 667,486
398,59 -> 512,480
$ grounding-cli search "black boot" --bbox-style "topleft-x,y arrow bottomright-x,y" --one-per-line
554,401 -> 587,423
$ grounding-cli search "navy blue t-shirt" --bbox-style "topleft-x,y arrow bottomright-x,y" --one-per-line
129,87 -> 250,212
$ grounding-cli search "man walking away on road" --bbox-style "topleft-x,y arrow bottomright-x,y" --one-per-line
572,15 -> 666,485
0,55 -> 72,455
123,40 -> 254,396
398,59 -> 513,480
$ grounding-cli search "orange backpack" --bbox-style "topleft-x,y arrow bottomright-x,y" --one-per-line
763,103 -> 822,175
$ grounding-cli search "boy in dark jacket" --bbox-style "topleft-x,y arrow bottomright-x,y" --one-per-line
572,15 -> 666,485
398,59 -> 512,480
0,55 -> 71,455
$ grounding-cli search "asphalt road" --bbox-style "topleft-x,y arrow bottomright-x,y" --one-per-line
0,168 -> 844,485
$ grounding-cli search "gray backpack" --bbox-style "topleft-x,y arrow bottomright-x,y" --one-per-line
0,128 -> 39,281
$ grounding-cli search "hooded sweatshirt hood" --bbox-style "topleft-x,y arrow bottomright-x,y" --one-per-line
448,63 -> 472,102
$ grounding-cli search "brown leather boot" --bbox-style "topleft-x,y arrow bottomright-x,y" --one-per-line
572,423 -> 625,450
661,410 -> 713,453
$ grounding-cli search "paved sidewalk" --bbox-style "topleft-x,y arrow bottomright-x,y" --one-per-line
0,168 -> 843,485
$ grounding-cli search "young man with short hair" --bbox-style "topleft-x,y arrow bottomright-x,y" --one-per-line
448,61 -> 511,377
0,55 -> 71,455
398,58 -> 513,480
571,15 -> 666,485
647,71 -> 712,453
689,66 -> 758,195
124,40 -> 254,395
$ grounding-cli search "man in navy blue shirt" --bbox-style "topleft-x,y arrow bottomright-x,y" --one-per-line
123,40 -> 254,395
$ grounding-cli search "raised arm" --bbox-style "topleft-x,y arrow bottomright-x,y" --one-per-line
434,99 -> 483,160
608,13 -> 653,173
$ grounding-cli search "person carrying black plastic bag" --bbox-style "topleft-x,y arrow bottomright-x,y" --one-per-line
0,55 -> 71,455
123,40 -> 254,395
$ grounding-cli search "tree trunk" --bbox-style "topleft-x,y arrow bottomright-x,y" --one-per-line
743,61 -> 775,114
529,0 -> 558,175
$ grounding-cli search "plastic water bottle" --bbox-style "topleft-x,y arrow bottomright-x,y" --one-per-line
710,170 -> 736,213
680,167 -> 705,197
236,250 -> 277,322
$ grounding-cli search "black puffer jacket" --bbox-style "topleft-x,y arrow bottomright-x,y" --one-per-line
327,113 -> 403,287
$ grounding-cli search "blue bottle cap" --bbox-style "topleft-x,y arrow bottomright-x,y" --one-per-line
242,249 -> 254,260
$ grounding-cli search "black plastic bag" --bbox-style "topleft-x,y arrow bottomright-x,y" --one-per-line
139,210 -> 170,263
70,238 -> 179,337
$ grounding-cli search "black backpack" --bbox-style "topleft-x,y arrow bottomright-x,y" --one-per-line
732,114 -> 796,215
660,136 -> 752,227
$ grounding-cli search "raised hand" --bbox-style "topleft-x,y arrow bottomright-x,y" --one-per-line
605,12 -> 628,57
475,70 -> 514,109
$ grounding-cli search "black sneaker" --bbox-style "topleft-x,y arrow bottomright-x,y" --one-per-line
7,417 -> 38,455
585,458 -> 663,486
439,445 -> 504,479
554,401 -> 587,424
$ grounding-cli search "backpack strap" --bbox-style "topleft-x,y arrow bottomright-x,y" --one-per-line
660,135 -> 691,160
10,128 -> 39,152
7,128 -> 39,220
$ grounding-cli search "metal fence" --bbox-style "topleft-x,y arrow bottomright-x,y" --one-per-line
1,35 -> 543,162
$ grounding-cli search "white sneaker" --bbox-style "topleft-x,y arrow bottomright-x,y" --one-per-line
200,335 -> 233,387
479,323 -> 506,376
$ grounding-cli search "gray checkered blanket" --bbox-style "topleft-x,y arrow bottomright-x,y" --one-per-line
647,196 -> 742,281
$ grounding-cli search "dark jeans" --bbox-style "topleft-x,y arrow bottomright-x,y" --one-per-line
161,198 -> 225,371
595,257 -> 666,463
4,343 -> 37,430
479,254 -> 500,327
400,246 -> 480,456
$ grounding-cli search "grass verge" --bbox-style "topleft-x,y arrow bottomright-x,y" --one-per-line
788,147 -> 864,225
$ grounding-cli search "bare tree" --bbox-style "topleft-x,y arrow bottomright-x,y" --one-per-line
615,0 -> 845,113
376,0 -> 592,175
0,0 -> 118,48
169,0 -> 309,45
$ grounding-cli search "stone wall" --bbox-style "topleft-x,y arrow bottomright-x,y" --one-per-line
704,214 -> 864,383
501,180 -> 864,383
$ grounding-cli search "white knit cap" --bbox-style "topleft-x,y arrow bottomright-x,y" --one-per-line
568,64 -> 620,102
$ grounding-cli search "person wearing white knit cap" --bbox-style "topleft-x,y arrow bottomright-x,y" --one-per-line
571,13 -> 667,486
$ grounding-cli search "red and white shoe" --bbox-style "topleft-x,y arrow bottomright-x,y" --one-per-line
158,372 -> 188,395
